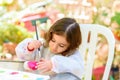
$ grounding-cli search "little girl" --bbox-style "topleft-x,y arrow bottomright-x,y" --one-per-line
15,18 -> 84,79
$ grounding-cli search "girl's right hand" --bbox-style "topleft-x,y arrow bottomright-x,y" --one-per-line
27,40 -> 42,51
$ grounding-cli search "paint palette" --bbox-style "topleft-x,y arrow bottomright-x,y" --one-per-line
0,68 -> 50,80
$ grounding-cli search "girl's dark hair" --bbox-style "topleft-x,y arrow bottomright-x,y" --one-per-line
45,17 -> 82,56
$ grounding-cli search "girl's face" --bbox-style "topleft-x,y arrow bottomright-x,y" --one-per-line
49,34 -> 70,54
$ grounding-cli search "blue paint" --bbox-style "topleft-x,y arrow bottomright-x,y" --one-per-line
36,77 -> 44,80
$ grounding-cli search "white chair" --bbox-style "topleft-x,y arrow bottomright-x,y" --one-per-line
79,24 -> 115,80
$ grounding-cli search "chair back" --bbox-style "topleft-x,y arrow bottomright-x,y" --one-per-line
79,24 -> 115,80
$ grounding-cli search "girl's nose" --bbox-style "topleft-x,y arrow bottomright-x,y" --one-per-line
52,44 -> 58,51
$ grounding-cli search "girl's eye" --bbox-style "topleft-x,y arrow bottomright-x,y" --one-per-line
51,39 -> 55,42
59,44 -> 64,48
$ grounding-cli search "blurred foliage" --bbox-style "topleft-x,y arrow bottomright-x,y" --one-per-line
0,0 -> 14,6
0,6 -> 7,16
111,12 -> 120,25
0,0 -> 25,11
0,22 -> 33,45
111,12 -> 120,39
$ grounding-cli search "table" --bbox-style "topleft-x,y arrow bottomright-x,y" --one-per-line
0,67 -> 50,80
0,60 -> 24,71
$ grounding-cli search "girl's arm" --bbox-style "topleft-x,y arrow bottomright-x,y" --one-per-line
15,38 -> 37,61
50,51 -> 85,79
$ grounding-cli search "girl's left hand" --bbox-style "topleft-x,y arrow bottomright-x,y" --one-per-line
37,58 -> 52,73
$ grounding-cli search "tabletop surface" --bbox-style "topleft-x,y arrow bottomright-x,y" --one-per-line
0,67 -> 50,80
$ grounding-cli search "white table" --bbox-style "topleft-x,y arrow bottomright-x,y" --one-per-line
0,67 -> 50,80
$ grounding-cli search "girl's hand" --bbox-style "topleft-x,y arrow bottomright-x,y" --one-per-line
27,40 -> 42,50
37,58 -> 52,73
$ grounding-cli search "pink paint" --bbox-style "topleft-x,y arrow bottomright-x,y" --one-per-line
10,72 -> 19,75
27,61 -> 38,70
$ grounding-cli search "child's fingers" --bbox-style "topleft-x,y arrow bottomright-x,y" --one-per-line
37,62 -> 46,69
39,58 -> 45,62
30,40 -> 42,49
40,68 -> 49,73
37,65 -> 46,70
